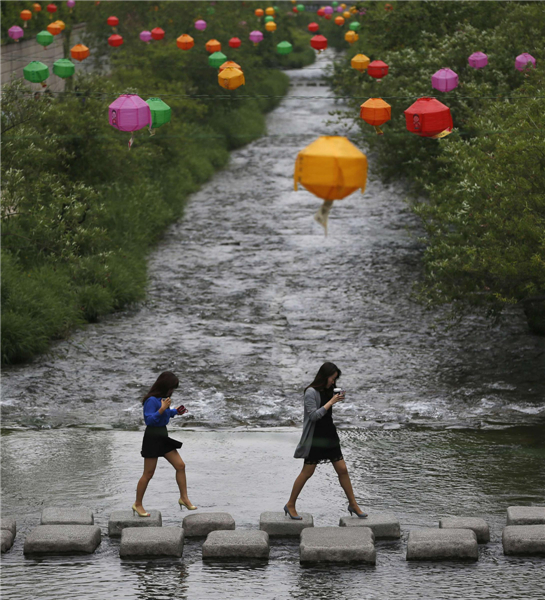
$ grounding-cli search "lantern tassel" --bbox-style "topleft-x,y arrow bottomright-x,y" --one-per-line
314,200 -> 334,236
128,133 -> 134,150
374,125 -> 384,135
432,129 -> 453,139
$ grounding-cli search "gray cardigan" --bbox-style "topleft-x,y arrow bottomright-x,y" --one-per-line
294,388 -> 328,458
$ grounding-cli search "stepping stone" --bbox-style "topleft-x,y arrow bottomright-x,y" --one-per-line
1,517 -> 16,537
41,507 -> 94,526
506,506 -> 545,526
300,526 -> 376,564
259,512 -> 313,537
24,525 -> 101,555
439,517 -> 490,544
202,530 -> 269,560
120,527 -> 184,558
108,510 -> 162,537
339,513 -> 401,539
1,530 -> 14,553
406,528 -> 478,561
182,512 -> 235,538
503,525 -> 545,556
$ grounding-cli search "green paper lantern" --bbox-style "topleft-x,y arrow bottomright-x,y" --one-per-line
23,61 -> 49,83
207,7 -> 215,15
209,51 -> 227,68
53,58 -> 75,78
146,97 -> 171,128
274,6 -> 279,12
296,4 -> 305,12
349,21 -> 361,31
277,41 -> 293,55
264,15 -> 274,23
332,1 -> 338,6
36,30 -> 54,48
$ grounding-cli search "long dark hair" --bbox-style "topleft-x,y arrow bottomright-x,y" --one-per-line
304,362 -> 341,393
142,371 -> 179,404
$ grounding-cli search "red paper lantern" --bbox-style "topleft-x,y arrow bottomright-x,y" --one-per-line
107,16 -> 119,27
108,34 -> 123,47
404,97 -> 453,138
292,6 -> 298,12
324,13 -> 332,20
310,35 -> 328,52
317,7 -> 325,17
308,22 -> 319,33
46,4 -> 57,13
367,60 -> 389,79
151,27 -> 165,40
229,37 -> 241,49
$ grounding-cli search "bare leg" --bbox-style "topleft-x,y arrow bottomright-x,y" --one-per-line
164,450 -> 193,505
285,463 -> 317,517
135,458 -> 158,510
332,459 -> 362,512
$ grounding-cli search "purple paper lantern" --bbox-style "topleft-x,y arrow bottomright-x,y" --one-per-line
8,25 -> 24,41
140,30 -> 152,43
515,53 -> 536,72
249,30 -> 264,45
336,6 -> 343,12
431,68 -> 459,92
195,19 -> 207,31
468,52 -> 488,69
109,95 -> 151,132
67,0 -> 76,8
323,6 -> 334,15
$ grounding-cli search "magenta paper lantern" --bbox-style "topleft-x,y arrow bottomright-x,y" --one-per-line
109,95 -> 151,149
195,19 -> 207,31
67,0 -> 76,8
8,26 -> 24,41
249,30 -> 264,44
515,53 -> 536,72
336,6 -> 343,12
140,30 -> 152,43
323,6 -> 334,15
468,52 -> 488,69
431,68 -> 459,92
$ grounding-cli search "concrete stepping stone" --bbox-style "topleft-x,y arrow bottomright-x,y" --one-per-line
108,510 -> 162,537
506,506 -> 545,526
503,525 -> 545,556
1,517 -> 17,537
406,528 -> 478,561
182,512 -> 235,538
259,512 -> 313,537
300,526 -> 376,564
1,530 -> 14,553
439,517 -> 490,544
339,512 -> 400,539
41,506 -> 94,526
24,525 -> 101,555
120,527 -> 184,558
202,530 -> 269,559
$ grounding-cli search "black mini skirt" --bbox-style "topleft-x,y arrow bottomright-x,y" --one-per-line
141,426 -> 182,458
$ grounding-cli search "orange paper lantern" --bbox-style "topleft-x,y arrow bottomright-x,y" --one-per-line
21,9 -> 32,27
205,39 -> 221,53
33,3 -> 42,12
334,16 -> 345,26
219,60 -> 241,72
177,34 -> 194,50
255,9 -> 264,17
71,43 -> 90,61
47,22 -> 61,35
360,98 -> 392,134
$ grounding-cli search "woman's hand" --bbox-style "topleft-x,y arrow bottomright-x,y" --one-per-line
158,397 -> 172,414
325,393 -> 343,410
176,405 -> 188,415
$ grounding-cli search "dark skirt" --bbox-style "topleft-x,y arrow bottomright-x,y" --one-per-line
141,426 -> 182,458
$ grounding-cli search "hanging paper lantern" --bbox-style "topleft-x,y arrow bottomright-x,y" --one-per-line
46,3 -> 57,13
404,97 -> 453,138
336,5 -> 344,12
67,0 -> 76,8
220,60 -> 241,72
53,58 -> 75,78
177,34 -> 194,50
345,31 -> 358,44
292,7 -> 299,13
54,20 -> 65,31
385,3 -> 393,10
367,60 -> 389,79
349,21 -> 360,31
205,39 -> 221,53
218,67 -> 245,91
146,97 -> 171,129
23,61 -> 49,84
108,34 -> 124,47
249,30 -> 264,45
431,68 -> 458,92
360,98 -> 391,134
33,3 -> 42,13
255,9 -> 264,17
343,10 -> 350,18
109,94 -> 151,148
195,20 -> 207,31
20,10 -> 32,27
332,1 -> 338,6
229,37 -> 241,49
351,54 -> 370,72
107,16 -> 119,27
140,30 -> 152,43
277,41 -> 293,55
151,27 -> 165,40
468,52 -> 488,69
317,8 -> 325,17
334,16 -> 345,26
515,53 -> 536,72
265,7 -> 275,16
296,4 -> 305,11
323,6 -> 334,15
8,26 -> 24,42
325,14 -> 332,20
264,15 -> 274,23
47,22 -> 61,36
310,35 -> 328,52
209,51 -> 227,68
36,30 -> 54,47
265,21 -> 277,32
308,22 -> 319,33
70,43 -> 90,61
341,3 -> 347,7
294,136 -> 368,233
207,7 -> 215,15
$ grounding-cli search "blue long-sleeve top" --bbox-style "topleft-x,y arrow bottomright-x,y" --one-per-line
143,396 -> 178,427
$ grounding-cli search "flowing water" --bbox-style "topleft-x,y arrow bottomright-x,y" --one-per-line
1,52 -> 544,599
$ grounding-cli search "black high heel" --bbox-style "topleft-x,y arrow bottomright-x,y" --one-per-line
284,504 -> 303,520
348,505 -> 368,519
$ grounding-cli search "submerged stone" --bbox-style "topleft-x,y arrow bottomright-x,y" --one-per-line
108,510 -> 162,537
406,528 -> 478,561
259,512 -> 313,537
202,530 -> 269,559
300,526 -> 376,564
24,525 -> 101,555
120,527 -> 184,558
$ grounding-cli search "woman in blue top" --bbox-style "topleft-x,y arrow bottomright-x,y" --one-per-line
132,371 -> 197,517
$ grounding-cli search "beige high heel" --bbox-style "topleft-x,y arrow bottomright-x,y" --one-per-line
132,503 -> 150,517
179,499 -> 197,510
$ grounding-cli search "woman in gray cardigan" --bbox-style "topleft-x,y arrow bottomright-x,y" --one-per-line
284,362 -> 367,520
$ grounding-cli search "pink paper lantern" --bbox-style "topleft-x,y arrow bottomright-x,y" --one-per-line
109,95 -> 151,132
67,0 -> 76,8
195,19 -> 207,31
336,6 -> 343,12
249,30 -> 264,44
515,53 -> 536,72
468,52 -> 488,69
140,30 -> 152,43
8,25 -> 24,41
431,68 -> 459,92
323,6 -> 334,15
